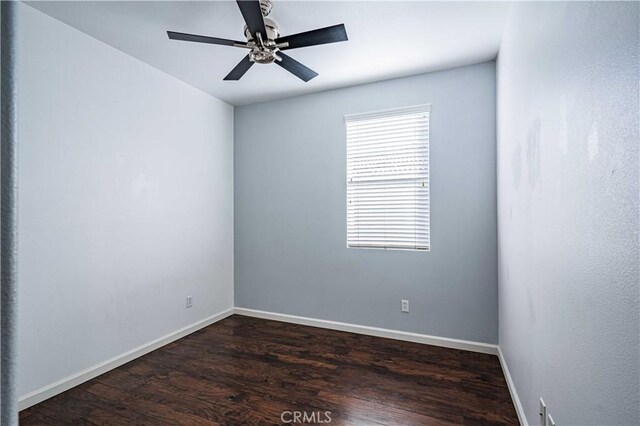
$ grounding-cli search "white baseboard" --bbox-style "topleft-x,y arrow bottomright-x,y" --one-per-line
497,346 -> 527,425
20,306 -> 524,425
234,307 -> 499,355
18,307 -> 234,411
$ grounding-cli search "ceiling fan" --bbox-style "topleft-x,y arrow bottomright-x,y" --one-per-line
167,0 -> 348,82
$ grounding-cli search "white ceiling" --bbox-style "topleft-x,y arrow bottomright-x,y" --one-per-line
27,1 -> 511,106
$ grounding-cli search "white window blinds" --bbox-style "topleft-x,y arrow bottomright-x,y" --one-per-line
346,104 -> 430,250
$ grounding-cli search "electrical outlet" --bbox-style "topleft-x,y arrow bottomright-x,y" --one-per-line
539,398 -> 546,426
546,414 -> 555,426
401,299 -> 409,313
186,295 -> 193,309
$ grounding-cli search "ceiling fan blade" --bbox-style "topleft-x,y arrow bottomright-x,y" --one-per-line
167,31 -> 244,47
275,52 -> 318,82
276,24 -> 348,50
224,55 -> 254,80
236,0 -> 267,39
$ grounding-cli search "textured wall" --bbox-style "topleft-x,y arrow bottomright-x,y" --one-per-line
235,62 -> 498,343
18,4 -> 234,397
497,2 -> 639,424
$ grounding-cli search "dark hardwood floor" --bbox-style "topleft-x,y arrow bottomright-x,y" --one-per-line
20,315 -> 518,425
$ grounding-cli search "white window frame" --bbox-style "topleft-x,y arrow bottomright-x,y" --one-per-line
345,104 -> 430,251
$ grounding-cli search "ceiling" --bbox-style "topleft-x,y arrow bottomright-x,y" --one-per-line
27,1 -> 511,106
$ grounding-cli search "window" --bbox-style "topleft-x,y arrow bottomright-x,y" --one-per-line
346,105 -> 430,250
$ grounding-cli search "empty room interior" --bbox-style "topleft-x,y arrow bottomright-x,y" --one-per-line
2,0 -> 638,425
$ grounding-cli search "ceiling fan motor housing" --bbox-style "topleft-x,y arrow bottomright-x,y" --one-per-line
259,0 -> 273,17
244,17 -> 280,64
243,17 -> 280,42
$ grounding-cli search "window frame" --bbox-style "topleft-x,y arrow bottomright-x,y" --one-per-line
344,104 -> 431,251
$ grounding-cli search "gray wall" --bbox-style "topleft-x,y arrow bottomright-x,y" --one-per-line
18,4 -> 234,397
235,62 -> 498,343
497,2 -> 639,425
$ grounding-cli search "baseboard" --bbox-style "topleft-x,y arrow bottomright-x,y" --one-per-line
234,307 -> 498,355
19,306 -> 522,423
497,346 -> 527,425
18,307 -> 234,411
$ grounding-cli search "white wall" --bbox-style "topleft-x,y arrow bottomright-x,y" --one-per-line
17,3 -> 234,397
235,62 -> 499,344
497,2 -> 639,425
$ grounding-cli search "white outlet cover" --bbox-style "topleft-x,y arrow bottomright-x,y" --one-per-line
401,299 -> 409,313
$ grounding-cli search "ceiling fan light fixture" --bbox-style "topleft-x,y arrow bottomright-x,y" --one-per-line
250,48 -> 277,64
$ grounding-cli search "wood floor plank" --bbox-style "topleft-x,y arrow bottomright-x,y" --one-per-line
20,315 -> 518,425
